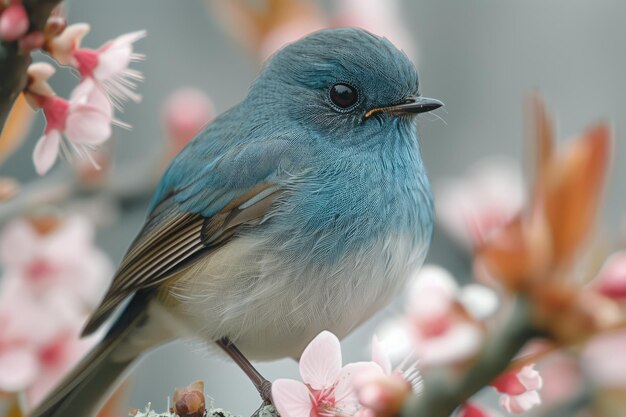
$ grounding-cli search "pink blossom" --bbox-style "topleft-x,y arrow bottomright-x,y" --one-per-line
492,365 -> 543,414
591,251 -> 626,300
370,336 -> 421,393
162,88 -> 215,154
0,273 -> 103,402
350,336 -> 421,417
272,331 -> 380,417
48,23 -> 145,107
0,2 -> 29,41
406,265 -> 495,366
25,63 -> 113,175
0,215 -> 113,313
0,215 -> 110,403
582,329 -> 626,388
436,158 -> 525,249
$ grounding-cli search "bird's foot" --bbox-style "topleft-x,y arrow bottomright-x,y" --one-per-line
258,379 -> 273,404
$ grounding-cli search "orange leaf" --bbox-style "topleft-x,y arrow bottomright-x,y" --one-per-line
0,94 -> 35,165
527,94 -> 555,203
543,123 -> 612,267
475,213 -> 551,291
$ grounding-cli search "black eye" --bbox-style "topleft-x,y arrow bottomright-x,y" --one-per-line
329,83 -> 358,109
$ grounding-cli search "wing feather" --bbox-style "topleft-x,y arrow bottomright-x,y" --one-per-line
81,185 -> 283,336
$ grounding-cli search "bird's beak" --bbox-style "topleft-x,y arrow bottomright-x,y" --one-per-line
364,96 -> 444,119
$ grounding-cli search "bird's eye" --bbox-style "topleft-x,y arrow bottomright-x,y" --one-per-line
329,83 -> 358,110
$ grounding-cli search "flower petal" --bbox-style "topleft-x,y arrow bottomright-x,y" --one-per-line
271,379 -> 312,417
499,391 -> 541,414
335,361 -> 382,412
517,365 -> 543,391
65,106 -> 111,144
299,330 -> 342,390
0,348 -> 39,391
32,130 -> 61,175
371,335 -> 392,375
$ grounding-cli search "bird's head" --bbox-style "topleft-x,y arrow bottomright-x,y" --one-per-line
248,28 -> 442,144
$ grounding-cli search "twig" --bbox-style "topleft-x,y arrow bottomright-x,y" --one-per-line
0,0 -> 62,133
399,297 -> 534,417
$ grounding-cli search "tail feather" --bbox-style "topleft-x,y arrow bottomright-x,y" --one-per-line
29,294 -> 150,417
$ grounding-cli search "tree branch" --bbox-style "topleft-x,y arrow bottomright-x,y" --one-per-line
399,297 -> 534,417
0,0 -> 62,133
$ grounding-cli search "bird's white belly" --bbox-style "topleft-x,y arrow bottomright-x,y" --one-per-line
161,232 -> 427,360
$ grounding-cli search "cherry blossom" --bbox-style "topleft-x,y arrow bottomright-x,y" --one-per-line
47,23 -> 145,108
591,250 -> 626,300
350,336 -> 422,417
0,215 -> 113,316
162,88 -> 215,154
582,329 -> 626,389
436,158 -> 525,249
0,2 -> 29,41
491,365 -> 543,414
406,265 -> 496,366
0,215 -> 111,405
0,268 -> 104,407
25,63 -> 113,175
272,331 -> 380,417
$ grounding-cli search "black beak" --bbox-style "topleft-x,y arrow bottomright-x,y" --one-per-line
364,96 -> 444,119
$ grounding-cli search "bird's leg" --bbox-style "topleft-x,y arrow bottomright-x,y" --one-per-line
217,338 -> 273,404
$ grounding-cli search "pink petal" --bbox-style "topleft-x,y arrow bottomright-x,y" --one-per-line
517,365 -> 543,391
582,330 -> 626,388
65,106 -> 111,144
33,130 -> 61,175
0,348 -> 39,391
0,4 -> 29,42
458,284 -> 499,320
0,218 -> 38,268
271,379 -> 312,417
415,322 -> 483,366
25,328 -> 103,410
592,251 -> 626,300
299,330 -> 343,390
70,80 -> 113,120
371,335 -> 392,375
499,391 -> 541,414
94,31 -> 145,80
335,361 -> 383,412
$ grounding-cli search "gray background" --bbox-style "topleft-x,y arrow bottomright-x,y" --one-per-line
1,1 -> 625,414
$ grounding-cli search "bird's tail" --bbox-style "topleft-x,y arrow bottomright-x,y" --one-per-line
29,295 -> 150,417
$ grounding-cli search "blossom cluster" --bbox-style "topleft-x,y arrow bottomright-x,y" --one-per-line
0,215 -> 112,410
1,2 -> 145,175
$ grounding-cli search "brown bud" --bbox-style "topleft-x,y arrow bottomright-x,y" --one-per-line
170,381 -> 206,417
44,16 -> 67,38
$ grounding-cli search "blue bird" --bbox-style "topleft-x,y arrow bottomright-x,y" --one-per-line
31,28 -> 442,417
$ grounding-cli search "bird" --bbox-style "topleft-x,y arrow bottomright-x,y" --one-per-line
30,27 -> 442,417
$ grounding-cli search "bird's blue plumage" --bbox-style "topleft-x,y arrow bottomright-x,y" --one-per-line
149,28 -> 433,267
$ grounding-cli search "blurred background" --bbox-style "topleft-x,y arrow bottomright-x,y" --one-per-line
1,1 -> 625,415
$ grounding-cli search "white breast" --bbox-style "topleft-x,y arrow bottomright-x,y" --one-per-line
162,232 -> 428,360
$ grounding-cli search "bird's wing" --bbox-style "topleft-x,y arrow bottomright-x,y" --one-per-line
82,137 -> 297,336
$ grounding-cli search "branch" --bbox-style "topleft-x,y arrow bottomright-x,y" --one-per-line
0,0 -> 61,133
399,297 -> 534,417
